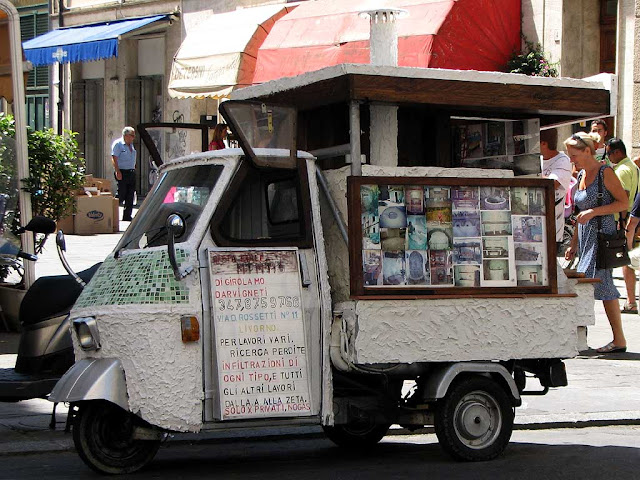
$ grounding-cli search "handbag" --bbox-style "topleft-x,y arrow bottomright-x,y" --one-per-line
595,166 -> 630,269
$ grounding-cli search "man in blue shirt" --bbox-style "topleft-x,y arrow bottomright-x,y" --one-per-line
111,126 -> 137,222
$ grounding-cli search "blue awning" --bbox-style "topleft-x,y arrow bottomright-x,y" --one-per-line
23,15 -> 172,66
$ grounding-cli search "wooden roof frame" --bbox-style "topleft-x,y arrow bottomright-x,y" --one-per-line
232,64 -> 615,127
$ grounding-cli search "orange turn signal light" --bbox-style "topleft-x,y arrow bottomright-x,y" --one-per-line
181,316 -> 200,342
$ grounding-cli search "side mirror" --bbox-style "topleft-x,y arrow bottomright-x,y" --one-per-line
166,214 -> 192,281
56,230 -> 67,252
55,229 -> 85,287
167,213 -> 185,239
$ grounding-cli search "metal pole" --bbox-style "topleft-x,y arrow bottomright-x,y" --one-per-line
315,168 -> 348,245
4,1 -> 35,287
349,101 -> 361,176
57,0 -> 64,135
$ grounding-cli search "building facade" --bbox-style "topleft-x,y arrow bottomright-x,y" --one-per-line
32,0 -> 640,195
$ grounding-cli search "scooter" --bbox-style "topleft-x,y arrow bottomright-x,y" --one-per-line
0,217 -> 100,402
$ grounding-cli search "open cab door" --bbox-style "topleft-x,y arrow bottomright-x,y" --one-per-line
219,100 -> 297,169
204,101 -> 324,424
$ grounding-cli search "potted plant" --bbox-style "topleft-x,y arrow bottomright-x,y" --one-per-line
0,113 -> 85,330
506,40 -> 559,78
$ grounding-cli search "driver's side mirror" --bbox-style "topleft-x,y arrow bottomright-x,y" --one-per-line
166,214 -> 192,281
167,213 -> 185,239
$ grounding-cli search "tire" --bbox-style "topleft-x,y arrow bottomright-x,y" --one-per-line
322,418 -> 390,450
434,376 -> 514,462
72,401 -> 161,475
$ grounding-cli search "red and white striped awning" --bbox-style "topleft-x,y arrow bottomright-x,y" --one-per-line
168,4 -> 295,99
252,0 -> 521,84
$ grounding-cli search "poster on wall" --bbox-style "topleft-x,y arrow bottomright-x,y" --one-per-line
354,179 -> 553,293
209,249 -> 312,420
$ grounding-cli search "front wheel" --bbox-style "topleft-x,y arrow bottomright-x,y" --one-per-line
72,401 -> 161,475
434,376 -> 514,462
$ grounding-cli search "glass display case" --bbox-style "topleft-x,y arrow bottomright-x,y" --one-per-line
349,176 -> 557,296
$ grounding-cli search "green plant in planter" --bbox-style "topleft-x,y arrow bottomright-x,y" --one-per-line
507,40 -> 559,77
0,113 -> 85,283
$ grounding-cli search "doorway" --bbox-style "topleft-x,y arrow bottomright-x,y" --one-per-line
125,75 -> 163,198
71,79 -> 104,177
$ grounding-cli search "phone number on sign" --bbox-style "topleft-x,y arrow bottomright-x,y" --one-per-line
217,296 -> 300,311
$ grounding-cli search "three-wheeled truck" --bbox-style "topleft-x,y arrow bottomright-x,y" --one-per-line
50,64 -> 613,474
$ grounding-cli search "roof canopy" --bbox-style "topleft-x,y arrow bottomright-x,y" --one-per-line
232,64 -> 614,128
22,15 -> 172,66
168,4 -> 294,99
253,0 -> 520,84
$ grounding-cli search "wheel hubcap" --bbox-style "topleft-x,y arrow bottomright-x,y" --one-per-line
453,391 -> 502,449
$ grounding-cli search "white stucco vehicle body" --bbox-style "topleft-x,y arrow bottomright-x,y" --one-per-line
49,66 -> 614,474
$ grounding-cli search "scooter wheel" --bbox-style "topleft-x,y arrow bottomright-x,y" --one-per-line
72,401 -> 160,475
434,376 -> 513,462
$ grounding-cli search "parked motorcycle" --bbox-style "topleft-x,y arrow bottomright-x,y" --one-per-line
0,217 -> 100,402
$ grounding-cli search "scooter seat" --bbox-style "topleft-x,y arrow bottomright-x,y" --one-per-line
19,263 -> 102,327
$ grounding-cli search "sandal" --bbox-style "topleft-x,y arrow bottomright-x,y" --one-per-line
596,342 -> 627,354
621,302 -> 638,314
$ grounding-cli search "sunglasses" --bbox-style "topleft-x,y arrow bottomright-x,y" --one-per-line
571,134 -> 588,147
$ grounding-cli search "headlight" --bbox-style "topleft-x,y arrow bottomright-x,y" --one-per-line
73,317 -> 101,351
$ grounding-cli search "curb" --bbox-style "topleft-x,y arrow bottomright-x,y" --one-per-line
3,417 -> 640,457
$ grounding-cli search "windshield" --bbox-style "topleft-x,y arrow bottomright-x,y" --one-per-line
117,164 -> 223,252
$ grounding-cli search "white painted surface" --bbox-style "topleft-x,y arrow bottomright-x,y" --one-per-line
81,60 -> 105,80
306,160 -> 335,424
73,269 -> 204,432
320,164 -> 594,363
138,37 -> 165,77
369,104 -> 398,166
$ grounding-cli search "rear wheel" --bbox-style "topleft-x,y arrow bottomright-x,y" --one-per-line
72,401 -> 161,475
434,376 -> 513,461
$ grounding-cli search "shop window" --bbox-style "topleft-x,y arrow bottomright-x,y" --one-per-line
20,12 -> 49,90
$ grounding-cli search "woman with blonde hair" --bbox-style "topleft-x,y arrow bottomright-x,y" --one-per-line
564,131 -> 628,353
208,123 -> 228,151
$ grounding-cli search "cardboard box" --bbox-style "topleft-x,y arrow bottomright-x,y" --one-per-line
112,197 -> 120,233
92,177 -> 113,192
83,175 -> 113,193
57,214 -> 74,235
74,195 -> 114,235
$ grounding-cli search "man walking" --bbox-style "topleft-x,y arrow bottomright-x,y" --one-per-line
591,119 -> 609,164
111,126 -> 137,222
540,128 -> 573,250
606,138 -> 639,313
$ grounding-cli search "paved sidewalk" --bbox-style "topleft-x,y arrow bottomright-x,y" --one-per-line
1,226 -> 639,454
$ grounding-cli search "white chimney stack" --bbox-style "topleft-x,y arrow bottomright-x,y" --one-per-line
360,6 -> 406,66
360,4 -> 407,167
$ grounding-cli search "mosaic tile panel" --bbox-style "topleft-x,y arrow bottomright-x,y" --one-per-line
74,249 -> 191,308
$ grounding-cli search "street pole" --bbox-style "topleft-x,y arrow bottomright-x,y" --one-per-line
57,0 -> 63,135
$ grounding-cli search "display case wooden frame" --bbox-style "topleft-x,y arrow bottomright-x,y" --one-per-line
348,176 -> 558,297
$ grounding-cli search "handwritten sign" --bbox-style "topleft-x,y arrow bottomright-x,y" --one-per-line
209,249 -> 312,420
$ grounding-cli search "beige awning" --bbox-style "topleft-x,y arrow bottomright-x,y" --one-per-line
168,4 -> 294,99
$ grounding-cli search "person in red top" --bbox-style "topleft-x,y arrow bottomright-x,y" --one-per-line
208,123 -> 228,151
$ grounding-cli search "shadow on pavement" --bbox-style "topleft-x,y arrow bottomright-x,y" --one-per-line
578,349 -> 640,361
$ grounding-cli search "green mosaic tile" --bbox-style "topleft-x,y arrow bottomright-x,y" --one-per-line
74,249 -> 191,308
